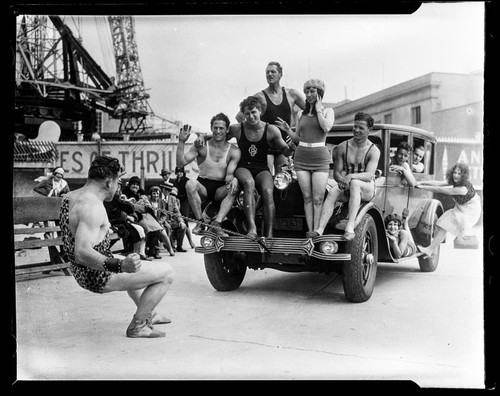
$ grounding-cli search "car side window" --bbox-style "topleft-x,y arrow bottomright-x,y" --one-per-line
388,132 -> 411,171
368,134 -> 384,174
424,140 -> 435,175
412,137 -> 426,174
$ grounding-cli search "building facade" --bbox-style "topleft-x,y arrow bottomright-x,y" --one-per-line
327,71 -> 483,185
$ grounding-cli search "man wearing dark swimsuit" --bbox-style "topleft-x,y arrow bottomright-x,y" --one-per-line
229,96 -> 295,238
313,112 -> 381,240
235,61 -> 305,174
59,156 -> 174,338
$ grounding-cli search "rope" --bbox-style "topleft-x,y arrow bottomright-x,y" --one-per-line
163,209 -> 270,252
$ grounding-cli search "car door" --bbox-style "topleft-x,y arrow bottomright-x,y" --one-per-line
383,130 -> 412,218
407,135 -> 437,229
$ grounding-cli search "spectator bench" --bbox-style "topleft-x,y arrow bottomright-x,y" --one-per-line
13,196 -> 120,277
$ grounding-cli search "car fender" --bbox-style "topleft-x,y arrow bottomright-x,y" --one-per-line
410,198 -> 444,247
355,202 -> 394,261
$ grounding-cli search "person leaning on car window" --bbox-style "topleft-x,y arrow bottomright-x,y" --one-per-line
411,145 -> 425,173
389,141 -> 416,187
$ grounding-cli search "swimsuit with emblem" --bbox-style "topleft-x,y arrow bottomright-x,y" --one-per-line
60,194 -> 114,294
236,122 -> 271,178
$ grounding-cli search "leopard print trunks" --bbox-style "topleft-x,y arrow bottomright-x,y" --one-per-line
59,195 -> 114,294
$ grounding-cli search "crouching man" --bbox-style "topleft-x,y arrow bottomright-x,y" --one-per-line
59,155 -> 174,338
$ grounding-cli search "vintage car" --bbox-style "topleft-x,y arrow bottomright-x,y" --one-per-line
195,123 -> 444,303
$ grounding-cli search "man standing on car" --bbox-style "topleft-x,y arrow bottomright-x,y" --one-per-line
236,61 -> 305,174
176,116 -> 241,237
311,112 -> 380,240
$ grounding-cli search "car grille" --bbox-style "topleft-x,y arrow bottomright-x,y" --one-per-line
195,235 -> 351,261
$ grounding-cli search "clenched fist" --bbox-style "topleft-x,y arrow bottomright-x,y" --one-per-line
121,252 -> 142,273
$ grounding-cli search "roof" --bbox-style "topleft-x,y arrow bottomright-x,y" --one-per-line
329,123 -> 437,142
13,141 -> 57,162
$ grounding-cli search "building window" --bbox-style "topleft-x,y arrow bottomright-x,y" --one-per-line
96,112 -> 103,133
411,106 -> 421,125
384,113 -> 392,124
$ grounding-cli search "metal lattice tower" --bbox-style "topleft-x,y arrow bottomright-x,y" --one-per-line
108,16 -> 152,134
15,15 -> 114,139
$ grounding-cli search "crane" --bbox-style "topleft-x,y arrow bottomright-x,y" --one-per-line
15,14 -> 180,140
107,16 -> 152,135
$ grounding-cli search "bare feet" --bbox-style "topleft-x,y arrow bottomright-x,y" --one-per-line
417,245 -> 432,257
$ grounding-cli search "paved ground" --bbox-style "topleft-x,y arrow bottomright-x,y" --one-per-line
12,224 -> 488,388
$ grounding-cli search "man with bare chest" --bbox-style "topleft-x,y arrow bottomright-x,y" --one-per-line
236,62 -> 305,173
59,156 -> 174,338
176,115 -> 241,236
312,112 -> 381,240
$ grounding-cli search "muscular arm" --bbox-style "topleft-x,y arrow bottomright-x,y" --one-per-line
225,145 -> 242,194
333,142 -> 347,183
73,202 -> 111,270
176,141 -> 199,167
288,88 -> 306,111
267,124 -> 294,156
391,162 -> 416,187
225,145 -> 241,183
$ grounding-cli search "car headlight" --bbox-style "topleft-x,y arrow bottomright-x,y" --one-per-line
274,172 -> 292,190
200,235 -> 216,248
319,241 -> 338,255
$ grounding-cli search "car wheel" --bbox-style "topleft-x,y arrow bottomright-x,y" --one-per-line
204,251 -> 247,291
342,214 -> 378,303
418,210 -> 441,272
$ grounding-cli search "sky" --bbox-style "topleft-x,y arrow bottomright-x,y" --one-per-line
64,2 -> 485,132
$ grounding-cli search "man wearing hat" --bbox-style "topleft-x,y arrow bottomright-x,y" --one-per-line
159,169 -> 171,183
235,61 -> 305,174
168,166 -> 190,218
159,183 -> 188,252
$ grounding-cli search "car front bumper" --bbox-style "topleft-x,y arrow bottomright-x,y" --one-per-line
195,234 -> 351,261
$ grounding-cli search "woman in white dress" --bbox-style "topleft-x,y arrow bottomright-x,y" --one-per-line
415,162 -> 481,257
